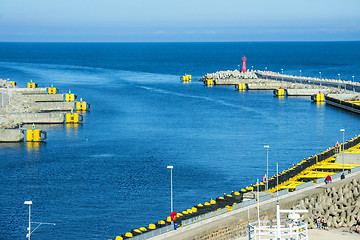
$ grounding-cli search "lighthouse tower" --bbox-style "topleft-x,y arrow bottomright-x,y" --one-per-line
242,56 -> 247,73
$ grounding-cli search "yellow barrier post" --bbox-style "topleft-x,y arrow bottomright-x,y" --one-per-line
65,91 -> 77,102
26,124 -> 47,142
274,88 -> 285,97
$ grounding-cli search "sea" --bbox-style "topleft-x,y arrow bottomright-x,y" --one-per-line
0,42 -> 360,239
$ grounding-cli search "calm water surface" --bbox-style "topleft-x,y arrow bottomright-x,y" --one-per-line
0,42 -> 360,239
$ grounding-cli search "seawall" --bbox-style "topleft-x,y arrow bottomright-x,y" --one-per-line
149,170 -> 360,240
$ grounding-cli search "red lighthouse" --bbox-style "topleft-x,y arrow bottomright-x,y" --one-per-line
242,56 -> 247,73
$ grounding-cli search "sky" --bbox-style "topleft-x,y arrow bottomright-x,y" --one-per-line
0,0 -> 359,42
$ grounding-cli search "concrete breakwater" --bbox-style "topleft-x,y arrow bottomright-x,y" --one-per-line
111,132 -> 360,240
0,78 -> 90,142
200,69 -> 357,95
150,170 -> 360,240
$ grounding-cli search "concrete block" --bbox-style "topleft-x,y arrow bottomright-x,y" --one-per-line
25,94 -> 64,102
23,102 -> 74,112
0,129 -> 24,142
2,112 -> 65,124
286,89 -> 327,96
9,88 -> 48,95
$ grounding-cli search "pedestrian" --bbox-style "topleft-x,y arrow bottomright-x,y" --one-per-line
325,175 -> 332,184
321,216 -> 328,230
341,173 -> 345,180
316,216 -> 322,229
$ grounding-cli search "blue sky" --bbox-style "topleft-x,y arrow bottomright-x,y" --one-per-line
0,0 -> 359,42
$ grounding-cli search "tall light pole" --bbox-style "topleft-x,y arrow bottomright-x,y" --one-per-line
319,72 -> 321,79
281,69 -> 283,81
352,76 -> 355,82
238,65 -> 240,71
24,201 -> 32,240
264,145 -> 270,193
299,70 -> 302,77
167,166 -> 173,214
251,66 -> 254,71
24,201 -> 55,240
340,129 -> 345,172
338,73 -> 341,80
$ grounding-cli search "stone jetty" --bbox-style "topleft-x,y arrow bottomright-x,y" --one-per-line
200,69 -> 358,96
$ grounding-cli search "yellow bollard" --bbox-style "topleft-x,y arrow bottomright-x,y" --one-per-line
65,94 -> 77,102
26,129 -> 47,142
65,113 -> 83,123
316,93 -> 324,102
75,102 -> 90,111
274,88 -> 285,97
27,82 -> 37,88
47,87 -> 58,94
8,81 -> 16,86
205,79 -> 214,87
236,83 -> 246,91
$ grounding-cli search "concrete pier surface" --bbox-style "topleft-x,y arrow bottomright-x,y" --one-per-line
0,129 -> 24,142
1,112 -> 65,124
9,87 -> 48,95
24,94 -> 64,102
23,102 -> 74,112
148,170 -> 360,240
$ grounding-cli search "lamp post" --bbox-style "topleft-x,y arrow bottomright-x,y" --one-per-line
251,66 -> 254,71
319,72 -> 321,79
24,201 -> 55,240
167,166 -> 174,214
264,145 -> 270,193
238,65 -> 240,71
299,70 -> 302,77
24,201 -> 32,240
340,129 -> 345,172
281,69 -> 283,81
352,76 -> 355,82
338,73 -> 341,80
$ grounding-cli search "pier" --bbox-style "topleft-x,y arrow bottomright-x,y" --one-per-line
0,78 -> 90,142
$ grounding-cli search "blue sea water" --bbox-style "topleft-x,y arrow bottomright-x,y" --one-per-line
0,42 -> 360,239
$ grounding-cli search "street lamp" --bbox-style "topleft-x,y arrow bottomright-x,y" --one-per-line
238,65 -> 240,71
281,69 -> 283,81
24,201 -> 55,240
264,145 -> 270,193
352,76 -> 355,82
340,129 -> 345,172
24,201 -> 32,240
167,166 -> 174,214
338,73 -> 341,80
251,66 -> 254,71
299,70 -> 302,77
319,72 -> 321,79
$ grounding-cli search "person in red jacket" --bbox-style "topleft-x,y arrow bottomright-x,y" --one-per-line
325,175 -> 332,184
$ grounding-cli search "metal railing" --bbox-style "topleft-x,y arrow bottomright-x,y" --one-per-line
249,219 -> 308,240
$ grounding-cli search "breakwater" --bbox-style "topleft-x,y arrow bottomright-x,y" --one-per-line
0,78 -> 90,142
111,131 -> 360,240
